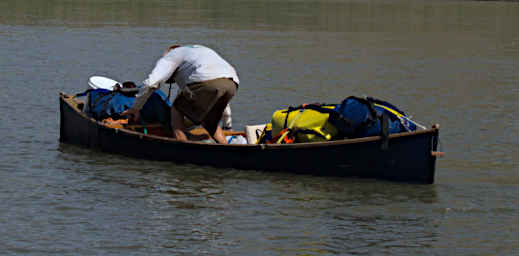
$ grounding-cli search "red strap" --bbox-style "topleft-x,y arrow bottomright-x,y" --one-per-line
267,128 -> 294,144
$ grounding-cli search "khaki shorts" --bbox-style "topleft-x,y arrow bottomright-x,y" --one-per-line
173,78 -> 237,135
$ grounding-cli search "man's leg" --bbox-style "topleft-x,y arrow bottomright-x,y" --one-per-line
171,106 -> 188,142
212,125 -> 227,144
201,88 -> 235,144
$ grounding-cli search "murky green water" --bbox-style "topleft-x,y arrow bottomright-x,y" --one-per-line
1,0 -> 519,255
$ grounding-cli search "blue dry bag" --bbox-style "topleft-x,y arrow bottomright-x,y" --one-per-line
80,88 -> 172,125
332,96 -> 419,138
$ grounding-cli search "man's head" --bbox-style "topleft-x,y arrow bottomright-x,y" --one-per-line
163,44 -> 181,56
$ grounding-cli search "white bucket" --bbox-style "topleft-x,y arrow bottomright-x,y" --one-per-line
245,124 -> 266,144
82,76 -> 121,113
88,76 -> 120,91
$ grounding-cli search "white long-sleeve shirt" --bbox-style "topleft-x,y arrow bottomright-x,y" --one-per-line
131,45 -> 239,111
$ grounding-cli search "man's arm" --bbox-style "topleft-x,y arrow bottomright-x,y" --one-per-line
122,57 -> 178,120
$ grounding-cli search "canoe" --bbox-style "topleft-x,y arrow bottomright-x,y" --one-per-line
59,92 -> 442,184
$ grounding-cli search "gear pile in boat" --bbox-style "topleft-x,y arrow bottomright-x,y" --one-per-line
76,82 -> 172,127
256,96 -> 425,144
77,86 -> 424,145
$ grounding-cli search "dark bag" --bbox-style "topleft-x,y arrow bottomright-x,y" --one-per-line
79,88 -> 172,125
331,96 -> 419,139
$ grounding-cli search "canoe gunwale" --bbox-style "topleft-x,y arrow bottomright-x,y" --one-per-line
59,92 -> 439,149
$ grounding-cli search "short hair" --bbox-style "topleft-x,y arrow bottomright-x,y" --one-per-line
167,44 -> 181,51
163,44 -> 181,56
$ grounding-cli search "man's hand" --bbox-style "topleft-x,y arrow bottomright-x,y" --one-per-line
121,108 -> 140,122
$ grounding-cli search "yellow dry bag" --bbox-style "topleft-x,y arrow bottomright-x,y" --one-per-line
271,104 -> 339,143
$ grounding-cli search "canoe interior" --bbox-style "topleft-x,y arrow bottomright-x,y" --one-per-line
65,94 -> 246,141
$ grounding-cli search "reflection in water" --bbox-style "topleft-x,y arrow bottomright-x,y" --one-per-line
58,142 -> 439,254
58,143 -> 438,205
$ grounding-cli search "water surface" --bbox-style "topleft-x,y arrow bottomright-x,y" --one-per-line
1,0 -> 519,255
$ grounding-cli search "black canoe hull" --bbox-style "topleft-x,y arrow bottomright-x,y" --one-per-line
59,93 -> 440,184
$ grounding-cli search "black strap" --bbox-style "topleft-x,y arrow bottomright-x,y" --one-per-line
380,112 -> 389,150
283,110 -> 290,129
167,82 -> 172,101
282,103 -> 349,129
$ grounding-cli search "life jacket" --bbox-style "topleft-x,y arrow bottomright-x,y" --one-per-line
331,96 -> 423,139
77,88 -> 172,125
270,104 -> 340,143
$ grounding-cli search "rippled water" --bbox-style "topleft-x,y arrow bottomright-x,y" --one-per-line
1,0 -> 519,255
